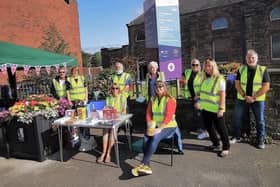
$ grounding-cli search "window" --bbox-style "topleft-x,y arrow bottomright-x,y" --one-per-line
271,34 -> 280,59
270,7 -> 280,21
211,17 -> 228,30
135,31 -> 145,42
212,39 -> 229,62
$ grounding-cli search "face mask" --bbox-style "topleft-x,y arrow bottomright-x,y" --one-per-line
116,70 -> 123,74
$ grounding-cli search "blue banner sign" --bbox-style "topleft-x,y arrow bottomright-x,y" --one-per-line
144,0 -> 182,80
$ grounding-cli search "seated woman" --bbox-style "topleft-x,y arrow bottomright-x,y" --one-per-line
97,83 -> 127,163
131,80 -> 179,176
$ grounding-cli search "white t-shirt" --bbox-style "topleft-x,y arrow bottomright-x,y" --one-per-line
59,79 -> 65,87
203,77 -> 226,91
219,78 -> 226,91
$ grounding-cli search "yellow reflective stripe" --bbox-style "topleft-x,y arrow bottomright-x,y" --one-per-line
199,98 -> 219,105
52,79 -> 66,97
199,90 -> 219,96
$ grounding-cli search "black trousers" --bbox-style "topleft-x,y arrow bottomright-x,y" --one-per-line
202,110 -> 230,150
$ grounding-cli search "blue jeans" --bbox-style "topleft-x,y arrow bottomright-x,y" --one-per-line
142,127 -> 176,166
233,99 -> 265,142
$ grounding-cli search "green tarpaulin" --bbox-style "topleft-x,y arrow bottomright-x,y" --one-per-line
0,41 -> 78,67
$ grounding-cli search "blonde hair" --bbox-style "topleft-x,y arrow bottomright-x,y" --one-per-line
202,58 -> 220,80
71,67 -> 79,74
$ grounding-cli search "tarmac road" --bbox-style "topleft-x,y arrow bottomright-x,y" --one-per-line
0,133 -> 279,187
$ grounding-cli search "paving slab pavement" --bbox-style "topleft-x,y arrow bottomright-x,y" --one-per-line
0,133 -> 279,187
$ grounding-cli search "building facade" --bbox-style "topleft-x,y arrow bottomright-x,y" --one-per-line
0,0 -> 82,65
126,0 -> 280,70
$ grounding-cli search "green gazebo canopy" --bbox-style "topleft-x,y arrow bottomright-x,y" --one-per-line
0,41 -> 78,67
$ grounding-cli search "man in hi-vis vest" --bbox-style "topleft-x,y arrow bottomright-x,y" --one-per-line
112,62 -> 131,111
230,50 -> 270,149
50,67 -> 70,100
112,62 -> 131,98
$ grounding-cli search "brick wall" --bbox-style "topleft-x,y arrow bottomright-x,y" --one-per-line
0,0 -> 82,65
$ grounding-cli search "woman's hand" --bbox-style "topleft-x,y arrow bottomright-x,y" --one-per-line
146,127 -> 162,136
194,102 -> 200,110
153,128 -> 162,135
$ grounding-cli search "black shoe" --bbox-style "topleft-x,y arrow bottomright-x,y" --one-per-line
177,150 -> 184,155
205,144 -> 221,151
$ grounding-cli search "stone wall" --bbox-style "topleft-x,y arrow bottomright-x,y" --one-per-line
127,23 -> 145,60
101,46 -> 129,68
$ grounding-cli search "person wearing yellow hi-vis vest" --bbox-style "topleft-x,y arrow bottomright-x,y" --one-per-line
182,59 -> 208,140
66,67 -> 88,105
198,58 -> 230,157
50,67 -> 70,100
112,62 -> 132,99
145,61 -> 165,101
183,59 -> 202,99
97,83 -> 127,163
131,81 -> 183,176
230,49 -> 270,149
66,67 -> 96,152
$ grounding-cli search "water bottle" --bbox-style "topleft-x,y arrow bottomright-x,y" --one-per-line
91,103 -> 99,120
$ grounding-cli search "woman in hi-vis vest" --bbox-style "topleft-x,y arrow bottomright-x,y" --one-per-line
146,61 -> 165,101
182,58 -> 208,140
67,67 -> 96,152
97,83 -> 127,163
198,58 -> 230,157
131,81 -> 179,176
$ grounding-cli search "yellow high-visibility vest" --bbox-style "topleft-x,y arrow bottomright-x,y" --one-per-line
68,76 -> 86,101
151,96 -> 177,128
52,79 -> 66,98
237,65 -> 266,101
106,94 -> 126,113
112,72 -> 131,98
183,69 -> 202,98
200,75 -> 225,113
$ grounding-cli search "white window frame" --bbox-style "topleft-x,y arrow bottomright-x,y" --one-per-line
270,7 -> 280,21
211,17 -> 228,30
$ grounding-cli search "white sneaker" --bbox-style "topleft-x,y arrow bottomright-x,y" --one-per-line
230,137 -> 242,144
197,131 -> 209,140
71,135 -> 79,148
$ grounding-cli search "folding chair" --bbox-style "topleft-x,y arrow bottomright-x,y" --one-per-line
142,127 -> 183,167
159,126 -> 183,167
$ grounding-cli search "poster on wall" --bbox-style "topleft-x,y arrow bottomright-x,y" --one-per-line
144,0 -> 182,80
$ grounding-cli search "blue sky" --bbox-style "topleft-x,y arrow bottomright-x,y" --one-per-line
77,0 -> 144,54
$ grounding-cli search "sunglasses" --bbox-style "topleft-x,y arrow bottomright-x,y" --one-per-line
59,71 -> 65,74
112,87 -> 119,90
192,64 -> 199,67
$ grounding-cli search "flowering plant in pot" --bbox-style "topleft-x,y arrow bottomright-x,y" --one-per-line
8,94 -> 59,124
57,98 -> 72,116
